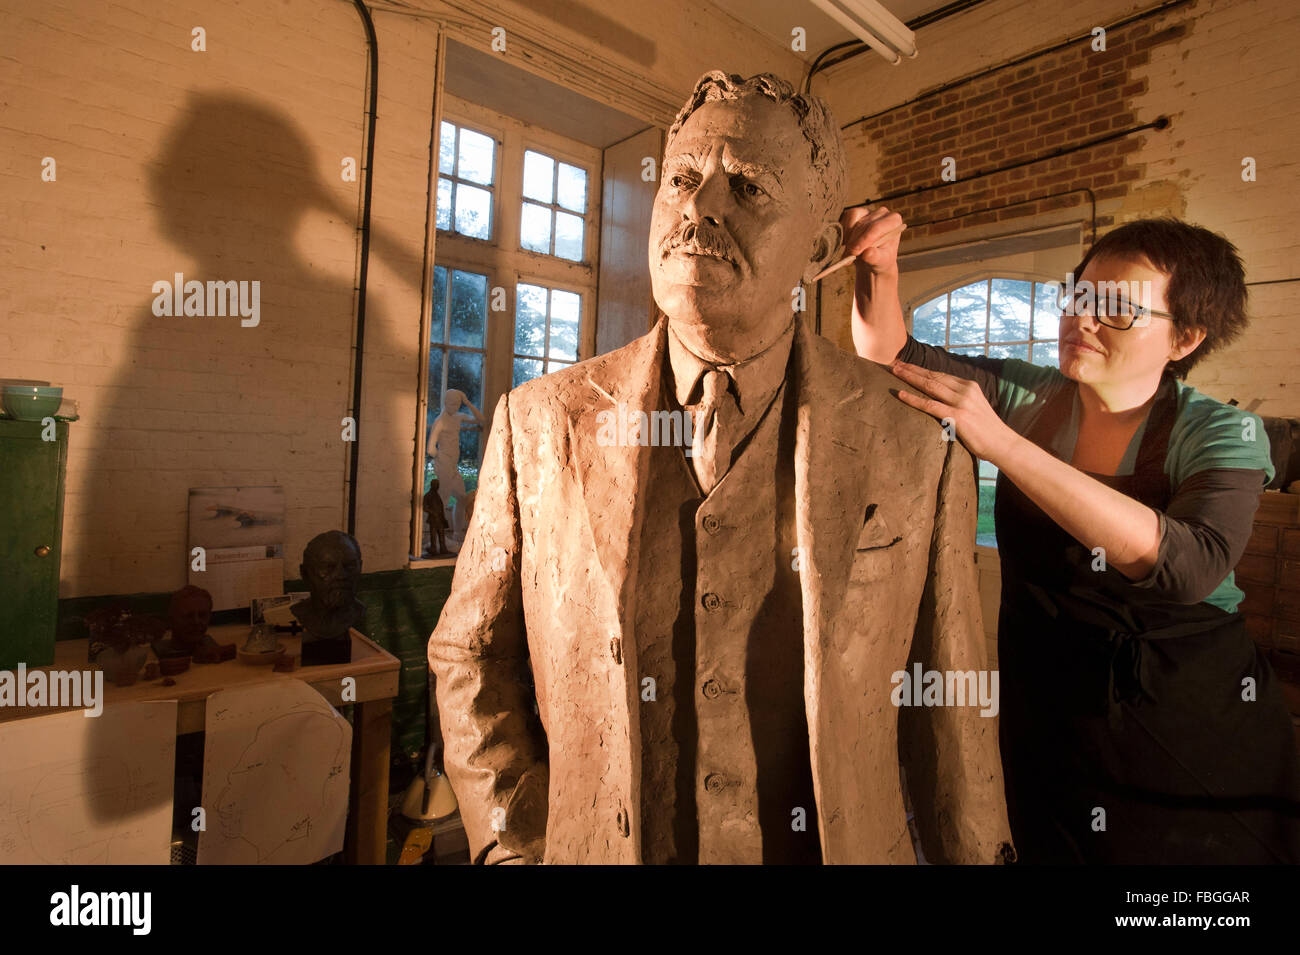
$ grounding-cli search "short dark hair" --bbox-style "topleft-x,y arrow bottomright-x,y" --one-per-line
1072,217 -> 1248,378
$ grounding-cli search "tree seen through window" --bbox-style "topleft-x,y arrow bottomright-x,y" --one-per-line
911,276 -> 1060,547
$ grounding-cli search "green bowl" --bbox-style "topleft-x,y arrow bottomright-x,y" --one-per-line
2,385 -> 64,421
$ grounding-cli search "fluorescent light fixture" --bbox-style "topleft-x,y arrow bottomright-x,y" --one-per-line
809,0 -> 917,65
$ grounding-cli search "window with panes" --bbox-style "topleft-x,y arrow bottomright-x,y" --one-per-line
420,110 -> 597,554
910,277 -> 1060,547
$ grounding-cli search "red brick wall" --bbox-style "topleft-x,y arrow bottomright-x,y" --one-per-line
818,0 -> 1300,418
847,17 -> 1188,244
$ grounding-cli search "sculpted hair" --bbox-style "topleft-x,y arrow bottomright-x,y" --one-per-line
304,529 -> 361,565
666,71 -> 848,232
1073,217 -> 1248,379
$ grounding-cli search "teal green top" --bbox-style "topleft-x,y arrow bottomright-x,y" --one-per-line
994,360 -> 1274,612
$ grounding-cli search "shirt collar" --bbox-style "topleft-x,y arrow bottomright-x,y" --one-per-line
666,320 -> 795,416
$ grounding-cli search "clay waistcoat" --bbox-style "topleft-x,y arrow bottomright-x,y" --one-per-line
634,367 -> 820,864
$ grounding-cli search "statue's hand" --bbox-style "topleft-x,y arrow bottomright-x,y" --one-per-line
482,842 -> 525,864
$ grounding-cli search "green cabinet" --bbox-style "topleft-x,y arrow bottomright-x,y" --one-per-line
0,418 -> 68,670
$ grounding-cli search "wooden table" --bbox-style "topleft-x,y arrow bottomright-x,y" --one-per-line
0,624 -> 400,864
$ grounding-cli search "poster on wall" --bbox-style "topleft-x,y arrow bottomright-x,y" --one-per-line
188,486 -> 286,610
187,485 -> 286,553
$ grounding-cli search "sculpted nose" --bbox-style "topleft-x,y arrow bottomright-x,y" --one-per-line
685,170 -> 726,227
680,213 -> 718,238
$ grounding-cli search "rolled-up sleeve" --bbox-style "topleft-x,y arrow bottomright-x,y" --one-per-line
1130,467 -> 1267,604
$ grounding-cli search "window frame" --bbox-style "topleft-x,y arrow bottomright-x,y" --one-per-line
411,94 -> 603,563
435,114 -> 505,245
511,275 -> 587,386
517,142 -> 596,264
905,269 -> 1062,552
907,271 -> 1062,366
427,261 -> 492,423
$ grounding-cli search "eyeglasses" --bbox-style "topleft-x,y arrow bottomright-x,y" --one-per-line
1057,289 -> 1175,330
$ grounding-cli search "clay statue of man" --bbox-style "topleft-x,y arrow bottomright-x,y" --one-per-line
429,71 -> 1012,865
425,389 -> 484,539
292,530 -> 365,666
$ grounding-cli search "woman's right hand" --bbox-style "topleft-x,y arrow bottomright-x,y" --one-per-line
842,206 -> 908,363
840,205 -> 906,277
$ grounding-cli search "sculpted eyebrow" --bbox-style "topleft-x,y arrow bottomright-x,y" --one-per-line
725,158 -> 783,194
664,151 -> 705,170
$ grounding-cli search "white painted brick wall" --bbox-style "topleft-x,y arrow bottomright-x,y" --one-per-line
2,0 -> 802,598
2,0 -> 373,597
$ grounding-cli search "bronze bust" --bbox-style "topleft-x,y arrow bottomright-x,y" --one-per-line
292,530 -> 365,665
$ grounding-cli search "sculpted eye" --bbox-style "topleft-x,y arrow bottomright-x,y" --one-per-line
668,173 -> 694,189
736,179 -> 765,199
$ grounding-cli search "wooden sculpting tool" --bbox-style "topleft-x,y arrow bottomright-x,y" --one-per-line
812,222 -> 906,282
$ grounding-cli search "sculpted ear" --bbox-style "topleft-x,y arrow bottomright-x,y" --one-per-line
804,220 -> 843,283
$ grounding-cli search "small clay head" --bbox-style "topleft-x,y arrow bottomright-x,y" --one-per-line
301,531 -> 362,611
441,389 -> 466,415
169,585 -> 214,651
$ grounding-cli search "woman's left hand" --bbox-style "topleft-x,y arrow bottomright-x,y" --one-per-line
890,360 -> 1018,464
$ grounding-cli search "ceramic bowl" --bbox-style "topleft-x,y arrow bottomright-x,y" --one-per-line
2,385 -> 64,421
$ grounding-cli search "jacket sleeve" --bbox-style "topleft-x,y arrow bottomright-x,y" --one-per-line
898,437 -> 1015,864
427,393 -> 549,864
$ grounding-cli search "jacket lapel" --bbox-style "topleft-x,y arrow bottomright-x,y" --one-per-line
791,317 -> 877,646
790,318 -> 881,852
568,317 -> 668,625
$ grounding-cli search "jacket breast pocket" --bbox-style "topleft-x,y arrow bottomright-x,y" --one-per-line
851,505 -> 902,583
855,504 -> 901,552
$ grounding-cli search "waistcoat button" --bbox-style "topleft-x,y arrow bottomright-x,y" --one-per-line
704,773 -> 726,794
702,514 -> 721,534
702,679 -> 721,699
701,592 -> 721,611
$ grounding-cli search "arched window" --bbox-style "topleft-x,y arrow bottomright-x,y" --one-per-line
909,276 -> 1061,547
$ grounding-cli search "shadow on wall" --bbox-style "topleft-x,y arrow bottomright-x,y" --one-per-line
74,91 -> 425,598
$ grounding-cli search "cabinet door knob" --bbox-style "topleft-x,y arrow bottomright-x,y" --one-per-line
34,545 -> 50,557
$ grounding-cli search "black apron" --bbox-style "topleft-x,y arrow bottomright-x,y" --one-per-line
994,374 -> 1300,864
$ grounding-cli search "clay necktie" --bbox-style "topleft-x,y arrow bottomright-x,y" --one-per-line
691,368 -> 741,493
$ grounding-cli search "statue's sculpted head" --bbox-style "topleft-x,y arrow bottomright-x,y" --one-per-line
440,389 -> 469,416
301,530 -> 362,611
649,72 -> 847,362
168,585 -> 213,649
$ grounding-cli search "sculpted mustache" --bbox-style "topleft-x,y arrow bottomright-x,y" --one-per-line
662,223 -> 738,263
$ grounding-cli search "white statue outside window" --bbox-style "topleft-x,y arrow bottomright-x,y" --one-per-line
426,388 -> 484,547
